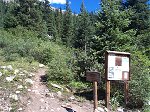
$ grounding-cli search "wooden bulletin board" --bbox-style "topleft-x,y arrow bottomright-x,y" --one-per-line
105,51 -> 131,81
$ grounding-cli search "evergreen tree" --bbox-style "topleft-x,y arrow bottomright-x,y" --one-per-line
72,1 -> 95,80
93,0 -> 136,62
125,0 -> 150,56
125,0 -> 150,34
75,1 -> 94,51
16,0 -> 47,35
39,0 -> 58,40
55,8 -> 63,42
42,0 -> 51,21
62,0 -> 74,47
0,0 -> 5,28
3,1 -> 18,28
47,9 -> 58,41
72,12 -> 78,47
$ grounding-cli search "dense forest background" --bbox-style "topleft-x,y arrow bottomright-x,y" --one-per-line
0,0 -> 150,111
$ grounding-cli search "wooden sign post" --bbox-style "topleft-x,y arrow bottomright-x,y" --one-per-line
124,81 -> 129,106
93,81 -> 98,109
86,71 -> 100,111
105,51 -> 131,110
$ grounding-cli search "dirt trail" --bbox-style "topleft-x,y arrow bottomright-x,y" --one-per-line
24,68 -> 93,112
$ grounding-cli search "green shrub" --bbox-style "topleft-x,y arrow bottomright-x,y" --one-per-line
30,42 -> 53,65
47,45 -> 74,84
5,53 -> 21,61
68,81 -> 89,91
128,51 -> 150,109
0,27 -> 53,64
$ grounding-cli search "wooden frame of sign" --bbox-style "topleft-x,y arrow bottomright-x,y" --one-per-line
105,51 -> 131,109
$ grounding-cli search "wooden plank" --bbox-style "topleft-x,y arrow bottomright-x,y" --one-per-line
86,71 -> 100,82
107,51 -> 130,55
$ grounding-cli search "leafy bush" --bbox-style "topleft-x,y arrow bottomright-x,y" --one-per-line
47,44 -> 75,84
5,53 -> 21,61
0,28 -> 75,85
128,51 -> 150,109
68,81 -> 89,92
0,27 -> 52,64
30,42 -> 53,65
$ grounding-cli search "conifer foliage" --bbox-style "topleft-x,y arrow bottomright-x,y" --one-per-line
93,0 -> 136,62
61,0 -> 74,47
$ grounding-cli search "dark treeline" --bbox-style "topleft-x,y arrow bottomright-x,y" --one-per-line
0,0 -> 150,110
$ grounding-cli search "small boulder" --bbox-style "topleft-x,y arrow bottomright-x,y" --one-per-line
1,66 -> 6,69
28,73 -> 35,77
117,107 -> 124,112
25,78 -> 34,85
0,72 -> 2,77
39,64 -> 45,68
17,85 -> 23,89
7,65 -> 13,71
94,109 -> 99,112
69,96 -> 75,101
104,107 -> 108,112
51,83 -> 63,90
18,108 -> 23,111
16,91 -> 21,94
98,107 -> 104,112
14,69 -> 19,74
9,94 -> 18,101
27,89 -> 31,92
40,98 -> 44,102
18,73 -> 25,76
6,75 -> 15,82
57,91 -> 62,98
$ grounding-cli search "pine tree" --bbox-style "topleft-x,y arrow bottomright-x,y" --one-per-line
93,0 -> 136,62
75,1 -> 94,55
3,1 -> 18,28
125,0 -> 150,56
55,8 -> 63,42
47,9 -> 58,41
72,12 -> 78,47
16,0 -> 47,35
125,0 -> 150,34
0,0 -> 5,28
42,0 -> 51,21
62,0 -> 74,47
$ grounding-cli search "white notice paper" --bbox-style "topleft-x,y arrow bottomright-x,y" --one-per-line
122,57 -> 129,71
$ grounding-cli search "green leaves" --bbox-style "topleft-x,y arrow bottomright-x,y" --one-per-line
128,51 -> 150,108
47,45 -> 74,84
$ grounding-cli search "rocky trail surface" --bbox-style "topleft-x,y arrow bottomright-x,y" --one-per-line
24,68 -> 93,112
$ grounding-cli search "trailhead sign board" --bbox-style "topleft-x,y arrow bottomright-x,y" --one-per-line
106,51 -> 130,81
86,71 -> 100,82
